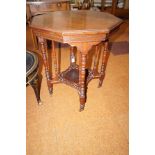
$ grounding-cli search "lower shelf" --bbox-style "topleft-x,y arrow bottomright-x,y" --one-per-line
59,65 -> 98,91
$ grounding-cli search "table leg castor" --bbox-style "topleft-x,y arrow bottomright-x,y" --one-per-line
48,85 -> 53,95
79,98 -> 86,112
79,104 -> 85,112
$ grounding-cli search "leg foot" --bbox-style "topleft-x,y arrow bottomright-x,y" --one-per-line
48,86 -> 53,95
38,100 -> 42,105
98,82 -> 102,88
79,98 -> 86,112
79,104 -> 85,112
98,74 -> 105,88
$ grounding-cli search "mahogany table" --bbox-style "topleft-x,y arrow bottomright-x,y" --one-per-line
30,10 -> 122,111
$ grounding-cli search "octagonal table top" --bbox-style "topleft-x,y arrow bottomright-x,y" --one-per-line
30,10 -> 122,35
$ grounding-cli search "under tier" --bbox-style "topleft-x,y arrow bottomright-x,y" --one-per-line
58,65 -> 100,92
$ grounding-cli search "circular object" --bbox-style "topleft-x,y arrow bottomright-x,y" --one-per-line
26,51 -> 38,77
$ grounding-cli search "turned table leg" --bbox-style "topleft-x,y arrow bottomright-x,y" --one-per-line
98,40 -> 110,88
93,45 -> 100,75
79,52 -> 87,111
70,46 -> 76,67
52,41 -> 59,78
72,42 -> 97,111
38,37 -> 53,94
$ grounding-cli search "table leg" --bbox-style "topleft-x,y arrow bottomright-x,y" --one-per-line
93,45 -> 100,75
52,41 -> 58,78
70,46 -> 76,67
98,40 -> 110,87
38,37 -> 53,94
79,52 -> 87,111
58,43 -> 61,74
72,42 -> 96,111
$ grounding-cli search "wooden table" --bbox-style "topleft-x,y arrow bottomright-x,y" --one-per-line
30,10 -> 122,111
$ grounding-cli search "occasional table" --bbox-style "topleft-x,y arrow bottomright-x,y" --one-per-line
30,10 -> 122,111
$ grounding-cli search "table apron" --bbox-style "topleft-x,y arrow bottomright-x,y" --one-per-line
31,28 -> 108,44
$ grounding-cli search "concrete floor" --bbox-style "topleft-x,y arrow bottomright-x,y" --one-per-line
26,20 -> 128,155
